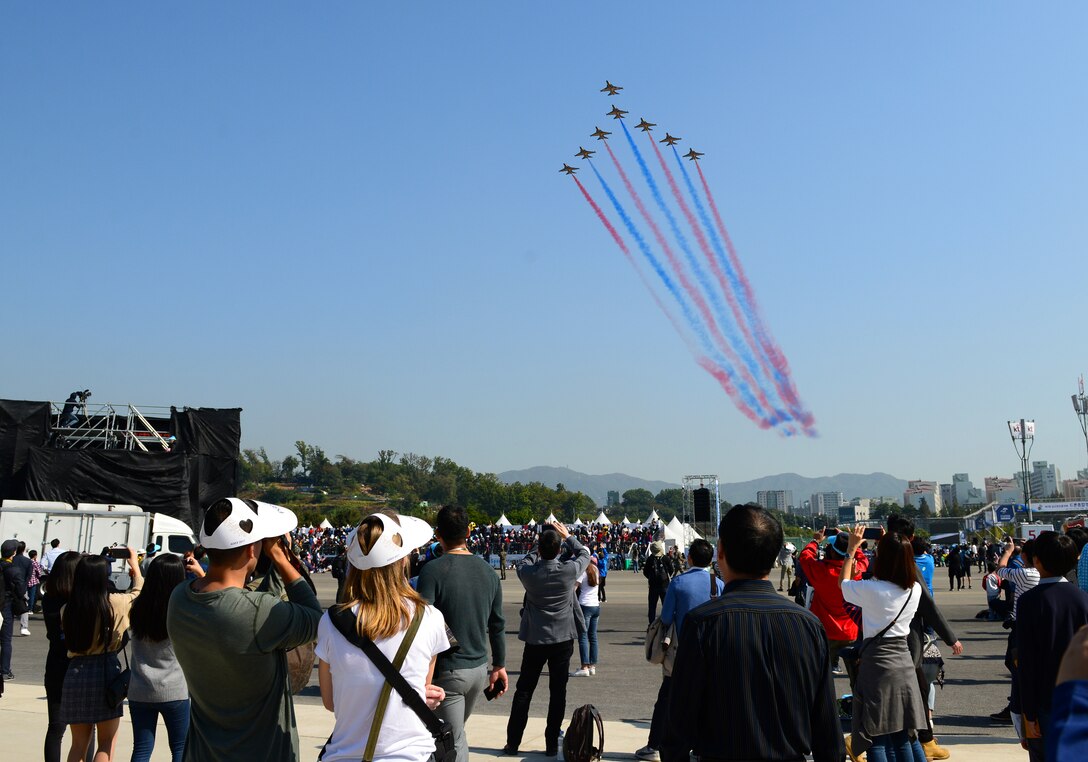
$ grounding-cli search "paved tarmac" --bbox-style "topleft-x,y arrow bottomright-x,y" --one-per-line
2,569 -> 1025,759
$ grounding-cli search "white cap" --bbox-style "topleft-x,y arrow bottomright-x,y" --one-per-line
346,512 -> 434,571
199,498 -> 298,550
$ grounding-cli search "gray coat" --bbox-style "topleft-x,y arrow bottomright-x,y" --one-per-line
517,537 -> 591,645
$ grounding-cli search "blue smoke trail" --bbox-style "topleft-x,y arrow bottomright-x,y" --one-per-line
588,160 -> 769,422
670,147 -> 797,421
619,122 -> 784,424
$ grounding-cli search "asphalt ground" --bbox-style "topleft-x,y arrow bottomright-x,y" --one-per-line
6,567 -> 1018,750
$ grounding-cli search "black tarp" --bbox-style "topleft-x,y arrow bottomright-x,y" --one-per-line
171,408 -> 241,459
0,400 -> 51,499
23,448 -> 193,527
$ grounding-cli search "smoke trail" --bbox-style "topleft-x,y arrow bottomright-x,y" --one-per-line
693,160 -> 815,431
625,124 -> 788,427
585,162 -> 770,427
572,175 -> 768,427
670,147 -> 807,428
601,139 -> 780,425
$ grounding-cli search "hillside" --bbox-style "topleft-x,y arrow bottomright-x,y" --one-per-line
498,466 -> 678,505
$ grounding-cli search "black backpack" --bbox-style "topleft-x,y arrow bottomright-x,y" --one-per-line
643,556 -> 670,589
563,704 -> 604,762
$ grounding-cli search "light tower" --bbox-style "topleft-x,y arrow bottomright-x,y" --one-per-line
1072,376 -> 1088,471
1007,419 -> 1035,522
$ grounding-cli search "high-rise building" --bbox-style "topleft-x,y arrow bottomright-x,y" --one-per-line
1029,461 -> 1062,499
951,473 -> 984,506
985,476 -> 1021,503
810,492 -> 844,518
903,480 -> 942,515
1062,479 -> 1088,500
757,490 -> 794,514
940,484 -> 954,510
606,490 -> 620,507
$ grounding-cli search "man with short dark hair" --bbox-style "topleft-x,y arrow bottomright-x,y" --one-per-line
668,506 -> 843,762
635,538 -> 723,762
504,522 -> 590,756
418,505 -> 508,761
167,498 -> 320,761
1017,531 -> 1088,761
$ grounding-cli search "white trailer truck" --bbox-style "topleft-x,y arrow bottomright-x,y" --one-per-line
0,500 -> 196,587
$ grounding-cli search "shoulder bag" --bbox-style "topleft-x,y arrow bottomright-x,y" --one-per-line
843,585 -> 915,672
326,605 -> 457,762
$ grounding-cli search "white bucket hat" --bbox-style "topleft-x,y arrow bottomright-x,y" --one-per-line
199,498 -> 298,550
346,512 -> 434,570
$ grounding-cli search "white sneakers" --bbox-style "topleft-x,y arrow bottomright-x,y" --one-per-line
19,628 -> 30,637
572,667 -> 592,677
634,745 -> 660,761
589,666 -> 596,675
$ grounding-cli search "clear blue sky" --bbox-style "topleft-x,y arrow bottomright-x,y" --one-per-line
4,3 -> 1087,487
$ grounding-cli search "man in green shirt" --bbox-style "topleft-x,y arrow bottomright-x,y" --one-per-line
168,498 -> 321,761
417,505 -> 508,761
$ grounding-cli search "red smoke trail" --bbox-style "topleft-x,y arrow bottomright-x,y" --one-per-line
694,162 -> 814,430
602,141 -> 776,421
646,137 -> 783,411
572,176 -> 765,428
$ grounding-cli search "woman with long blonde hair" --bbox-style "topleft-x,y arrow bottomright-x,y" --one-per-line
316,512 -> 449,762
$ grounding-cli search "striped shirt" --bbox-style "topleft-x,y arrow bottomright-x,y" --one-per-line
1078,550 -> 1088,595
997,565 -> 1040,619
669,578 -> 843,762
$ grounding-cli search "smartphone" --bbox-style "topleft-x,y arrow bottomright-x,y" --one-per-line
862,527 -> 883,540
824,527 -> 839,537
109,547 -> 131,559
484,679 -> 506,701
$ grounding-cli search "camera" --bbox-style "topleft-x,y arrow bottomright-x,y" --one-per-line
109,546 -> 130,559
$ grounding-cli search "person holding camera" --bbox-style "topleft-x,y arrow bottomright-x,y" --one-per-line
418,505 -> 508,762
798,527 -> 869,674
167,498 -> 320,762
60,547 -> 142,762
316,511 -> 450,762
504,520 -> 590,756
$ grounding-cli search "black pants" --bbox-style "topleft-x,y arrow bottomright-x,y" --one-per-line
506,640 -> 574,751
598,576 -> 607,602
648,585 -> 666,625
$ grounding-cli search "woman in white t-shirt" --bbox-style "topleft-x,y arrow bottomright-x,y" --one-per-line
573,555 -> 601,677
317,512 -> 450,762
839,526 -> 927,762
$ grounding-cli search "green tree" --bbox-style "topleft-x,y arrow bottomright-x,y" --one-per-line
622,488 -> 655,512
280,455 -> 300,481
654,488 -> 685,514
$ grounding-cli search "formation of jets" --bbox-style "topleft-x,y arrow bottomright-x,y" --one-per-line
562,83 -> 704,175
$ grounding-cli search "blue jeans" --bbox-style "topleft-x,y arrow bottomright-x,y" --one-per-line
578,605 -> 600,665
129,699 -> 189,762
866,731 -> 916,762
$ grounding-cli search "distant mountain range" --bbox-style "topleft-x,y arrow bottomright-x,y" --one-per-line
497,466 -> 908,507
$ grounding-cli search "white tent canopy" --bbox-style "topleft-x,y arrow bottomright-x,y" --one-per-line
593,512 -> 611,525
663,516 -> 703,552
496,514 -> 512,526
646,509 -> 661,523
319,518 -> 333,529
573,517 -> 584,525
527,518 -> 537,526
545,513 -> 559,524
622,515 -> 636,526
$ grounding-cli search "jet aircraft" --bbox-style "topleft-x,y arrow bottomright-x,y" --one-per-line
559,164 -> 579,175
660,133 -> 681,146
635,118 -> 656,132
575,147 -> 595,160
607,105 -> 628,120
684,149 -> 704,161
591,126 -> 611,141
601,81 -> 622,96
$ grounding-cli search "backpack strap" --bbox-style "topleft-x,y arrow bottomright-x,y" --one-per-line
593,706 -> 605,758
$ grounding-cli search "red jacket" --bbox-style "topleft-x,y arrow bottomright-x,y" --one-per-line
798,540 -> 868,642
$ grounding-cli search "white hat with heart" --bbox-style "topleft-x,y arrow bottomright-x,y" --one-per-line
346,512 -> 434,570
199,497 -> 298,550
